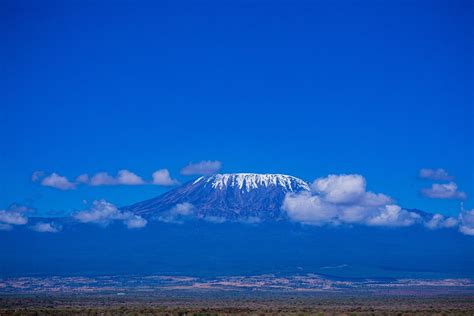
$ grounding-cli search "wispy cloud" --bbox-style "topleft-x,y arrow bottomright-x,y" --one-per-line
181,160 -> 222,176
152,169 -> 180,186
421,182 -> 466,200
419,168 -> 454,181
282,174 -> 420,227
31,171 -> 45,182
73,199 -> 147,229
41,173 -> 76,190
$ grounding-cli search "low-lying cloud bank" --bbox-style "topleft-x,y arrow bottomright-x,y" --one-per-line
74,199 -> 147,229
282,174 -> 473,236
10,170 -> 474,236
0,205 -> 60,233
282,174 -> 418,227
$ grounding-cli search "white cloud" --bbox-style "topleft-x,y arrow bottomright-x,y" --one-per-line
282,192 -> 338,225
73,199 -> 147,229
366,205 -> 420,227
0,205 -> 31,231
181,160 -> 222,176
124,216 -> 147,229
157,202 -> 194,223
152,169 -> 179,186
282,174 -> 420,227
421,182 -> 466,200
425,213 -> 459,230
74,199 -> 119,224
116,170 -> 145,185
89,170 -> 145,186
37,168 -> 178,188
443,217 -> 460,228
170,202 -> 194,215
459,209 -> 474,236
41,173 -> 76,190
0,210 -> 28,225
312,174 -> 366,204
31,222 -> 61,233
283,174 -> 474,235
419,168 -> 453,181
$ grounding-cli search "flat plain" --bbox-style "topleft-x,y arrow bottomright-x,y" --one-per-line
1,295 -> 474,315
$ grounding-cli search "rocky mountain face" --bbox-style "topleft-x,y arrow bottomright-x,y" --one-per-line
122,173 -> 310,221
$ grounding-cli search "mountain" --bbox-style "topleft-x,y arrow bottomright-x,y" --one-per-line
122,173 -> 310,221
2,173 -> 473,279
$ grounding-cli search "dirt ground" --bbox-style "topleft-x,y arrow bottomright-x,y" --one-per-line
1,295 -> 474,315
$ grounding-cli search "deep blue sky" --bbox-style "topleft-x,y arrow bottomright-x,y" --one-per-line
1,0 -> 472,216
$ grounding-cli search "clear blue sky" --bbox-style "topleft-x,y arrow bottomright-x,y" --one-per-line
1,0 -> 472,216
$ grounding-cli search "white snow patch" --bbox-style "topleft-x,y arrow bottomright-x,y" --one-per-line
203,173 -> 310,192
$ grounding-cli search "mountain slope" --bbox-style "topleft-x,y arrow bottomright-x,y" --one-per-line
122,173 -> 310,221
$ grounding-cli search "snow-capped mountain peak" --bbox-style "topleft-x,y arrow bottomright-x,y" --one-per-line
123,173 -> 310,221
195,173 -> 310,192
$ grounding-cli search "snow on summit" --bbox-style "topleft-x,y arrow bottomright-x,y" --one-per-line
197,173 -> 310,192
